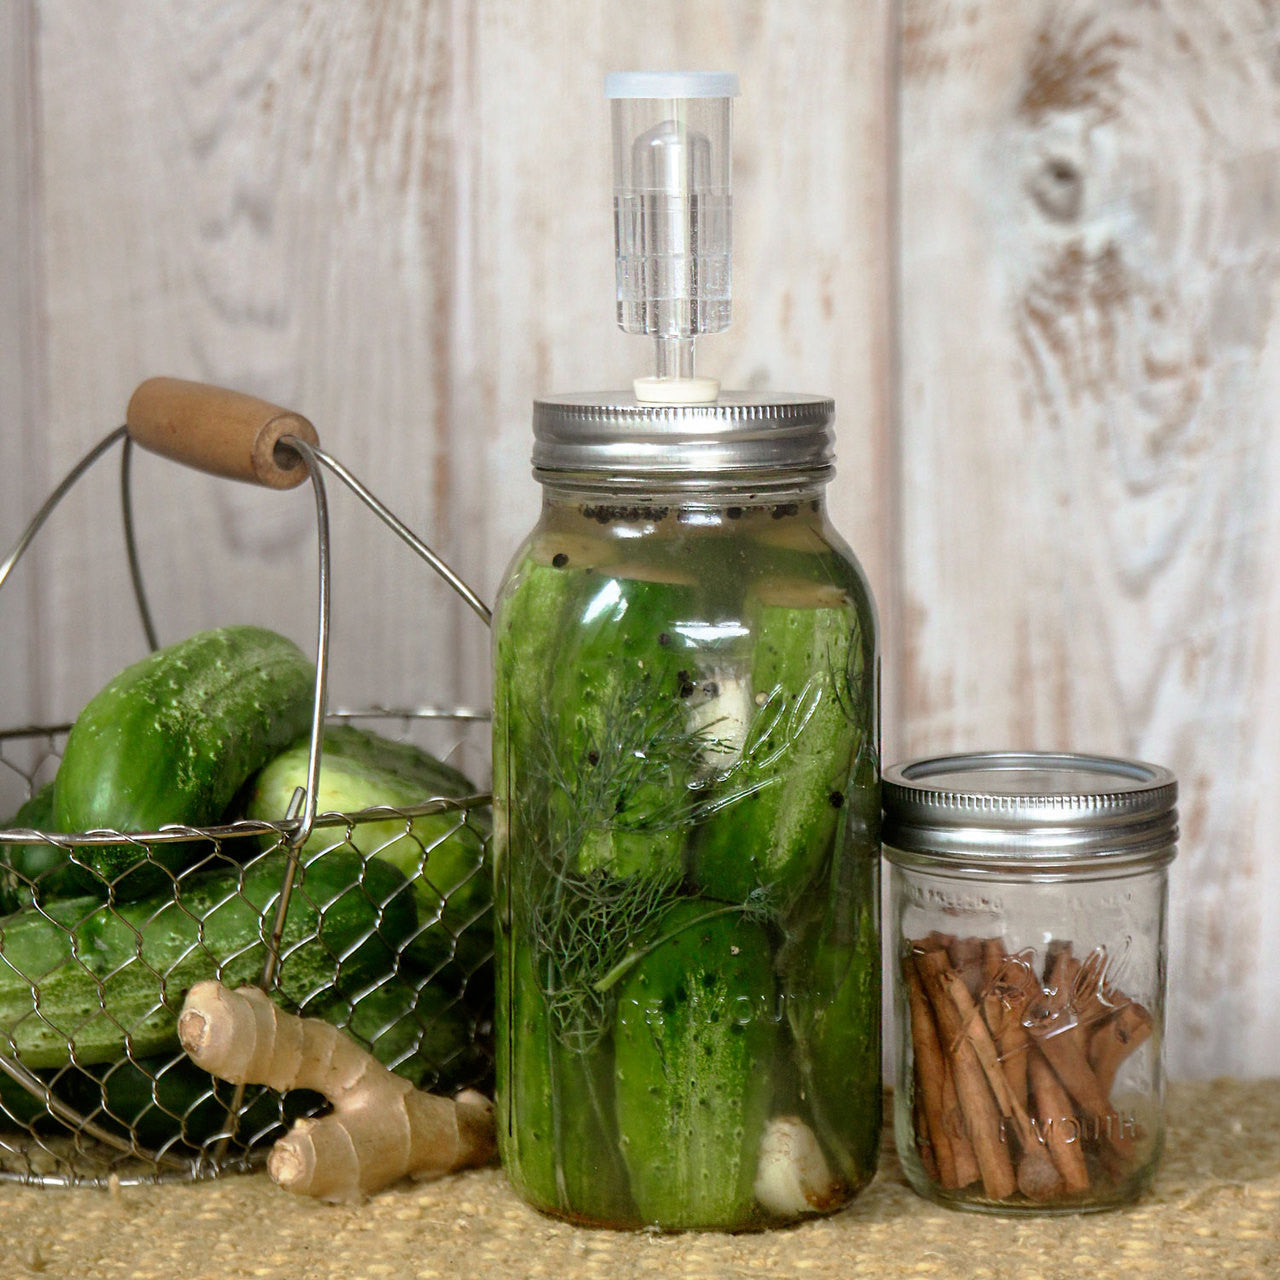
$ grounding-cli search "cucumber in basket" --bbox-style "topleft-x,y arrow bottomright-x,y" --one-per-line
1,783 -> 103,907
0,846 -> 416,1070
53,625 -> 316,895
245,725 -> 491,979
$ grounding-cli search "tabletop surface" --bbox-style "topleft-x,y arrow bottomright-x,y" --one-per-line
0,1078 -> 1274,1280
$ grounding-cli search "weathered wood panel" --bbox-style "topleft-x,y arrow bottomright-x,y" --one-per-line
25,3 -> 466,728
2,2 -> 894,731
0,0 -> 42,765
900,0 -> 1280,1077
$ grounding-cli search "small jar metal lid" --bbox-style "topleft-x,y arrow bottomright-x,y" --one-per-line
882,751 -> 1178,874
531,391 -> 834,486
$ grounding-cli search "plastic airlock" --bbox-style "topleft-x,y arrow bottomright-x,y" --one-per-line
605,71 -> 739,404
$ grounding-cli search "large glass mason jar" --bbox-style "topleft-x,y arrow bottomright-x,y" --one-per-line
491,392 -> 881,1231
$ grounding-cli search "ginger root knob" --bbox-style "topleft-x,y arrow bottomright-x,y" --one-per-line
179,980 -> 496,1202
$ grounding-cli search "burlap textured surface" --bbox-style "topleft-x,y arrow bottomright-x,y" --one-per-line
0,1079 -> 1274,1279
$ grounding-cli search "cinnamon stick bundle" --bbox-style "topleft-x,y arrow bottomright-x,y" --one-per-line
903,933 -> 1154,1206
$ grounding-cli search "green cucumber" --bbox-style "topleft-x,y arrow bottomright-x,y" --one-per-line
545,568 -> 701,881
496,567 -> 708,1166
497,940 -> 636,1224
692,581 -> 860,907
0,847 -> 415,1069
2,783 -> 103,906
245,726 -> 490,979
782,918 -> 881,1190
612,901 -> 777,1229
284,724 -> 483,809
54,626 -> 316,894
492,548 -> 583,883
491,529 -> 620,796
775,737 -> 881,1187
82,976 -> 474,1151
305,974 -> 483,1093
69,1053 -> 302,1152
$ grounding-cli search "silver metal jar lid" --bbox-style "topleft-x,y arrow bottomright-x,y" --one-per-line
882,751 -> 1178,874
530,391 -> 834,485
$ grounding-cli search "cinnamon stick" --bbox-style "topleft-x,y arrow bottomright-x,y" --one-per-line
937,956 -> 1062,1201
1089,1000 -> 1153,1099
1028,950 -> 1136,1162
1070,946 -> 1114,1034
912,1074 -> 940,1183
978,938 -> 1011,1085
905,954 -> 957,1187
939,1061 -> 981,1187
948,935 -> 986,1000
989,951 -> 1036,1118
911,938 -> 981,1187
914,946 -> 1017,1200
1027,1046 -> 1090,1194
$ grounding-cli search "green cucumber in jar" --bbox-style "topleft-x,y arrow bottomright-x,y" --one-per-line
54,626 -> 316,895
545,567 -> 702,881
612,900 -> 778,1229
497,940 -> 636,1224
692,581 -> 861,907
492,531 -> 625,886
492,547 -> 586,858
776,738 -> 881,1187
500,568 -> 705,1145
494,544 -> 648,1224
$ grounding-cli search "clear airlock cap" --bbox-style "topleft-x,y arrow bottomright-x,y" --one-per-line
605,72 -> 739,404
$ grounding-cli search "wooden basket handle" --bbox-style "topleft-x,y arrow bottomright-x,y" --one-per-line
126,377 -> 320,490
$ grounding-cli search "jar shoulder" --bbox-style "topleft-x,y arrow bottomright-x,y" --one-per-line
494,501 -> 877,644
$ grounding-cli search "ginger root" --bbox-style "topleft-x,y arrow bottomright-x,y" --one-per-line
178,980 -> 496,1202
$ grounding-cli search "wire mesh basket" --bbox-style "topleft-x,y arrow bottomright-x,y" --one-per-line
0,380 -> 493,1186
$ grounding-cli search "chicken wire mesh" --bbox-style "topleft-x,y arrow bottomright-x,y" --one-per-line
0,402 -> 494,1186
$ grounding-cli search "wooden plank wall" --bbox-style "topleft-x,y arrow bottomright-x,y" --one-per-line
899,0 -> 1280,1080
0,0 -> 41,743
1,1 -> 1276,1079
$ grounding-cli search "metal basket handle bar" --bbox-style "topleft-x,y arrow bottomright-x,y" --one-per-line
121,434 -> 161,652
289,438 -> 491,628
0,426 -> 127,600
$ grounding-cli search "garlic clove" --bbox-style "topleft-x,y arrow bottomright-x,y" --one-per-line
753,1115 -> 843,1219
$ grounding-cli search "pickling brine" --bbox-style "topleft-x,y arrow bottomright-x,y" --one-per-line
492,489 -> 881,1231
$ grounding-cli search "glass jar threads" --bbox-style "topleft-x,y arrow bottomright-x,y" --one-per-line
882,752 -> 1177,1214
491,392 -> 881,1231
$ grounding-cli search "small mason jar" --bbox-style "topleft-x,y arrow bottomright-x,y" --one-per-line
491,392 -> 881,1231
882,752 -> 1177,1214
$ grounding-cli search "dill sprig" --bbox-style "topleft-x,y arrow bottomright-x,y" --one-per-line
510,626 -> 860,1049
513,676 -> 711,1048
